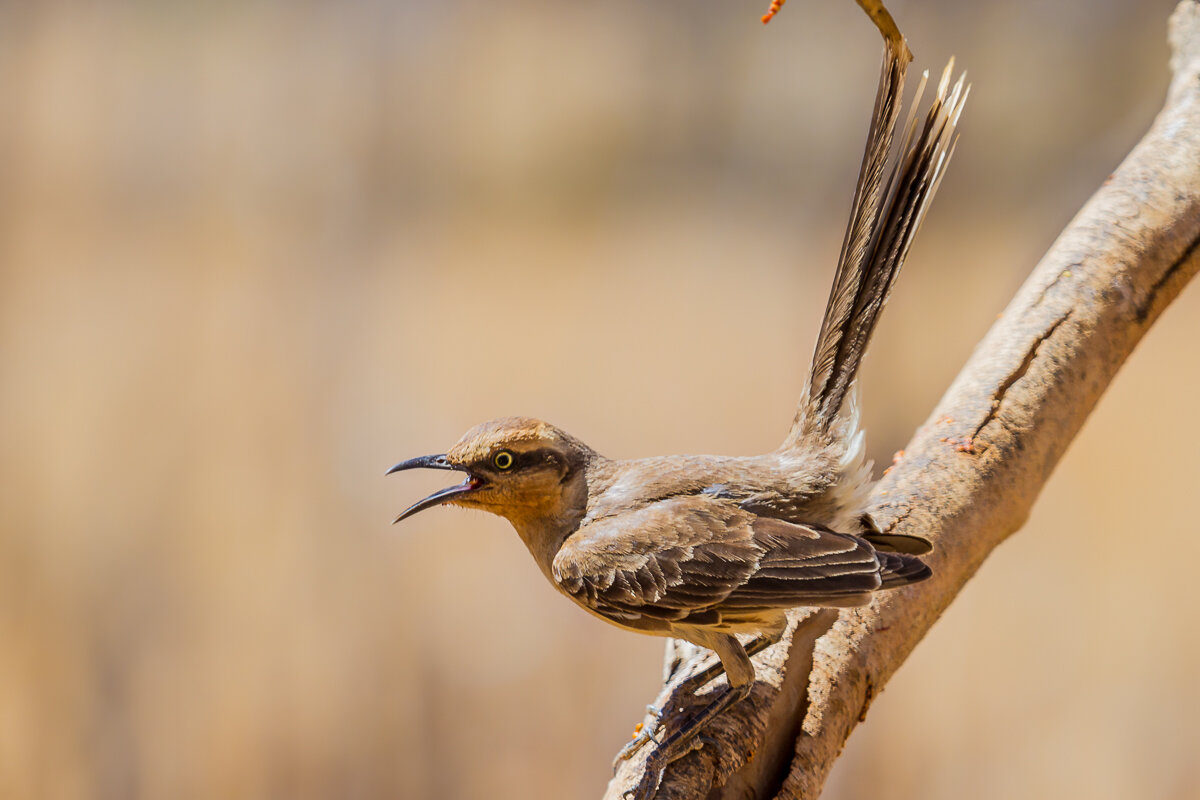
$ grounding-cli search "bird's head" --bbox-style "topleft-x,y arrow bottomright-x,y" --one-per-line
387,416 -> 596,529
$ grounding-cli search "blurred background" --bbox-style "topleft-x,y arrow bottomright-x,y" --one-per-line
1,0 -> 1196,798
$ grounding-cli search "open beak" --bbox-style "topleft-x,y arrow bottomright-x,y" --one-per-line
386,454 -> 483,523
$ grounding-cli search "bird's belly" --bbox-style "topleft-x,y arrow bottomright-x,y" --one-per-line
560,585 -> 783,640
578,600 -> 675,637
683,612 -> 782,635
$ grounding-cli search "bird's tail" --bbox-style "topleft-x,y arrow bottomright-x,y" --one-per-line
878,548 -> 933,588
783,42 -> 967,450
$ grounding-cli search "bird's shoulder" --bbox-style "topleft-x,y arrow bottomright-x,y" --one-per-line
556,494 -> 756,581
551,493 -> 760,623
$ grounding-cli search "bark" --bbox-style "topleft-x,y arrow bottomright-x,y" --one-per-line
605,2 -> 1200,798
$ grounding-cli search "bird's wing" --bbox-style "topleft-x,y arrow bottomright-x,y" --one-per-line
719,516 -> 884,611
552,495 -> 888,627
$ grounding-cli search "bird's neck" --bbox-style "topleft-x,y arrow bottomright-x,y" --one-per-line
507,455 -> 609,579
511,515 -> 575,582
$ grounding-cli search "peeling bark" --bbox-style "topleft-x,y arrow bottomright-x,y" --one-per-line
604,2 -> 1200,798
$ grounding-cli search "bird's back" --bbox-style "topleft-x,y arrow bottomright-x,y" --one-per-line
582,443 -> 869,535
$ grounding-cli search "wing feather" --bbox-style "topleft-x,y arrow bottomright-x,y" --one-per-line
552,496 -> 921,626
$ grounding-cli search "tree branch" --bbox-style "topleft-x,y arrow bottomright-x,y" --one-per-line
604,2 -> 1200,797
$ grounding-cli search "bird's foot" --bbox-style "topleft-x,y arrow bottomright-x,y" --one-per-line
613,663 -> 715,771
621,761 -> 662,800
613,705 -> 666,769
620,732 -> 707,800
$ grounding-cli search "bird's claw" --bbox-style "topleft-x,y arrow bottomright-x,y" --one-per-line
612,727 -> 658,768
623,734 -> 698,800
621,757 -> 665,800
616,715 -> 711,798
613,732 -> 651,768
612,705 -> 667,770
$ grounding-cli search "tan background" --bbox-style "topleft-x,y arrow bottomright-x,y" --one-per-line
1,0 -> 1196,798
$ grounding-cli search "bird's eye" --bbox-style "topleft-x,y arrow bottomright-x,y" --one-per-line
493,450 -> 515,471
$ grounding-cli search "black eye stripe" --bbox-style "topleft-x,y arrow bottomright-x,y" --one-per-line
516,450 -> 546,470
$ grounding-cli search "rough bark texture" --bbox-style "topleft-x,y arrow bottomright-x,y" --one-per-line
605,2 -> 1200,798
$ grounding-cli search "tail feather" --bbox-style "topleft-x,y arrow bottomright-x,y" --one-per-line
862,531 -> 933,556
878,549 -> 932,588
802,42 -> 907,441
786,44 -> 968,449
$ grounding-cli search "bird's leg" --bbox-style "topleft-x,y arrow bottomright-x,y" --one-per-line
669,632 -> 781,697
622,634 -> 756,800
616,632 -> 779,768
616,625 -> 788,769
614,639 -> 702,763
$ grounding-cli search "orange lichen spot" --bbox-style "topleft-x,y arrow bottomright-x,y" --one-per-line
940,435 -> 977,454
761,0 -> 786,24
633,722 -> 644,736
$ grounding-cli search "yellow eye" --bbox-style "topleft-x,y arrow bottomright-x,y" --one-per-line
493,450 -> 514,470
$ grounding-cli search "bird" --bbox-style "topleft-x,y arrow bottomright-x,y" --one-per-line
388,35 -> 966,800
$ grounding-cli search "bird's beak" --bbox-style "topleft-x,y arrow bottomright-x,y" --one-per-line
386,454 -> 483,523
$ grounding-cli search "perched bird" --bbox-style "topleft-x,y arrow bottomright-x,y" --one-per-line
389,37 -> 966,800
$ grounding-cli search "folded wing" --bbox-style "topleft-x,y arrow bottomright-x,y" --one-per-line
552,495 -> 928,628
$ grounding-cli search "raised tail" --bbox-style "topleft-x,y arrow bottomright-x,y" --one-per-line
784,43 -> 968,449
